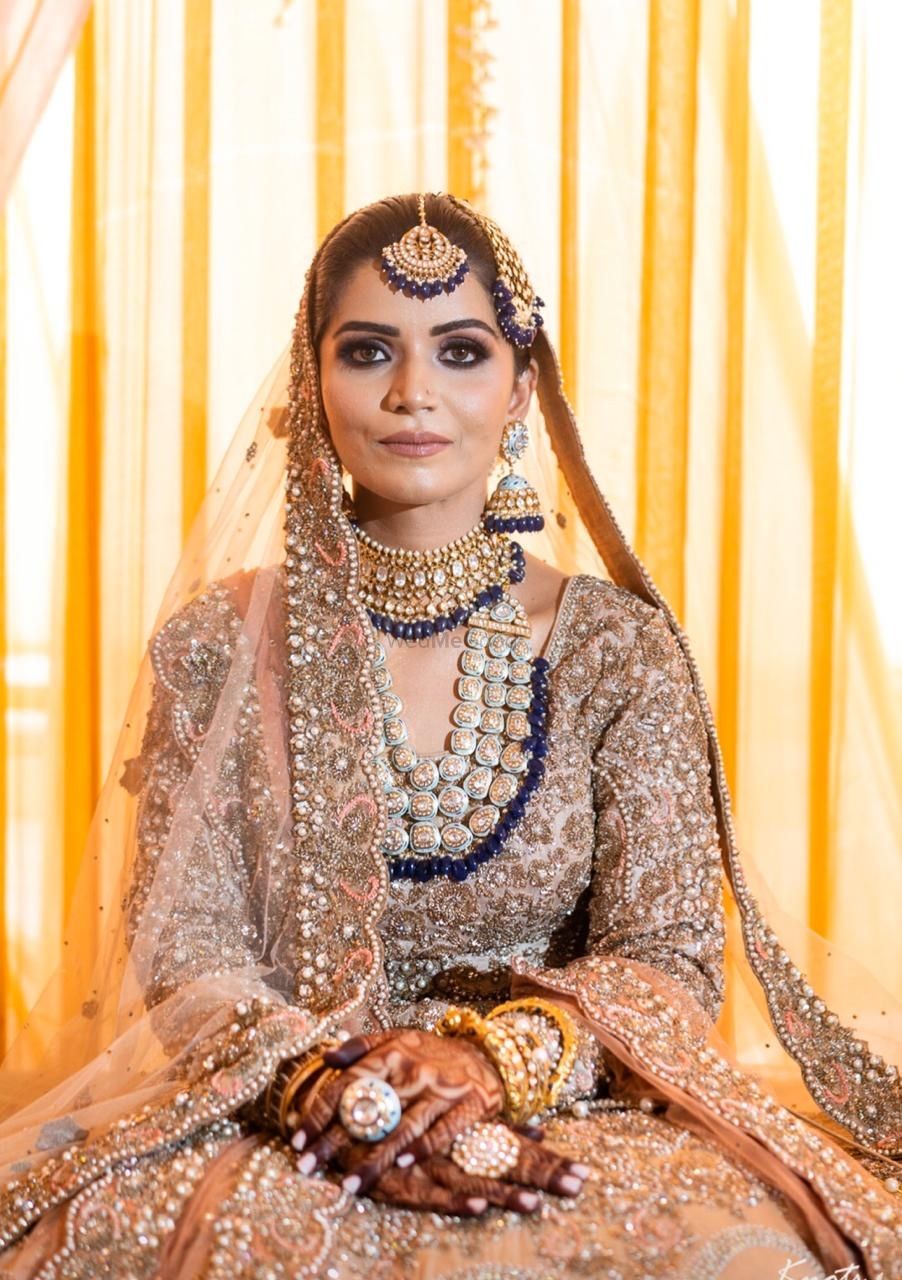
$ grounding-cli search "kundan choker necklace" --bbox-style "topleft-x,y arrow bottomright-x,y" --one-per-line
350,517 -> 526,638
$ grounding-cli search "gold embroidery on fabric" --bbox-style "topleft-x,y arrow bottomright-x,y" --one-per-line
281,276 -> 389,1025
512,951 -> 900,1275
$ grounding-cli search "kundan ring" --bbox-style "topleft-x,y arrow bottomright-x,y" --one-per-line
450,1121 -> 521,1178
338,1076 -> 403,1143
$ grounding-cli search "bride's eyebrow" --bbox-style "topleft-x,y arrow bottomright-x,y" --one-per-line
332,318 -> 499,339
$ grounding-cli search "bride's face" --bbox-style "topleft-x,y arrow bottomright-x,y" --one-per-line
318,260 -> 538,511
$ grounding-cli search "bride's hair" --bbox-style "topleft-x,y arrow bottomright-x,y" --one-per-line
310,192 -> 533,377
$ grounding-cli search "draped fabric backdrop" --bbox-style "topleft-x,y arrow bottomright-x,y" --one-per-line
0,0 -> 900,1059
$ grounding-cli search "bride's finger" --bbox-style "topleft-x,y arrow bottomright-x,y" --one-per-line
322,1031 -> 394,1070
399,1096 -> 485,1164
424,1155 -> 541,1214
507,1137 -> 588,1196
340,1096 -> 450,1194
292,1054 -> 398,1151
297,1120 -> 353,1172
291,1066 -> 357,1148
368,1164 -> 488,1217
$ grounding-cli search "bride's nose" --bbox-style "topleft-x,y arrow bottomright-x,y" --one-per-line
383,354 -> 438,414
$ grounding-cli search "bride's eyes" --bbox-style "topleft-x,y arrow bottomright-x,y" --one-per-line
336,339 -> 489,367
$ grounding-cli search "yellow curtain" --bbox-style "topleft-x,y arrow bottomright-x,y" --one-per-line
2,0 -> 900,1055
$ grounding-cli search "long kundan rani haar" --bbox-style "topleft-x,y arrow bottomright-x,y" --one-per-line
361,547 -> 550,884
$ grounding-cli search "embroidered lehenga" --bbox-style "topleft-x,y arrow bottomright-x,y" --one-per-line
0,195 -> 899,1279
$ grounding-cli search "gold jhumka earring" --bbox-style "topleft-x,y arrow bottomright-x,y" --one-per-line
483,419 -> 545,534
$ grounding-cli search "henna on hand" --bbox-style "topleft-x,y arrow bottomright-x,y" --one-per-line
288,1027 -> 590,1212
366,1162 -> 490,1217
364,1133 -> 589,1215
290,1028 -> 504,1188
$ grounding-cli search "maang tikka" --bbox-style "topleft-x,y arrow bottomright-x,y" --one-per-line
382,193 -> 470,297
382,192 -> 546,348
483,420 -> 545,534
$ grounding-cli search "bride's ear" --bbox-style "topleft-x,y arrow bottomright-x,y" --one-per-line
507,355 -> 539,421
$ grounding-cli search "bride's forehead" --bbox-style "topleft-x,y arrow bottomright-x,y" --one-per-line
329,261 -> 494,329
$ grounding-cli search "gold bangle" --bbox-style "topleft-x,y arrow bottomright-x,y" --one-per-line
487,997 -> 580,1106
256,1058 -> 300,1132
435,1005 -> 538,1123
278,1054 -> 329,1137
256,1038 -> 341,1138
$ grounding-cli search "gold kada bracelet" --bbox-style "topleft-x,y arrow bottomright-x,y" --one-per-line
436,1005 -> 552,1123
486,997 -> 580,1107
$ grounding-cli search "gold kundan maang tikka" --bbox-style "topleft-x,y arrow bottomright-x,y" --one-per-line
344,193 -> 550,886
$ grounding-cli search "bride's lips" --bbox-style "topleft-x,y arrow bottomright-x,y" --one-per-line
379,431 -> 451,458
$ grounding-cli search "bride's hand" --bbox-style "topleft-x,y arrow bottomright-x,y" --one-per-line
367,1132 -> 590,1215
290,1029 -> 504,1189
290,1029 -> 589,1212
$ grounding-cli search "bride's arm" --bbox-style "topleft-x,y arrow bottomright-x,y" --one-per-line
582,598 -> 725,1015
508,595 -> 726,1103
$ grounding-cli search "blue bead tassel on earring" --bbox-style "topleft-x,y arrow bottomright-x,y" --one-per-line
483,420 -> 545,534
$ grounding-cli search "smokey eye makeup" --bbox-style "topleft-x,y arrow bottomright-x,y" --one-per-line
336,338 -> 491,368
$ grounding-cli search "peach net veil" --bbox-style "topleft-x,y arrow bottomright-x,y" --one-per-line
0,193 -> 898,1206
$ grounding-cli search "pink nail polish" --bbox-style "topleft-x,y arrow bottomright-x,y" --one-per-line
342,1174 -> 361,1194
567,1163 -> 590,1179
291,1131 -> 306,1152
396,1152 -> 415,1168
297,1152 -> 317,1175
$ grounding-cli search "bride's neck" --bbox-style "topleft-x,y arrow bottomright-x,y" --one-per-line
348,485 -> 486,551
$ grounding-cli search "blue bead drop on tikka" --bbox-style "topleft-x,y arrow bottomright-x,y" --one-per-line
381,257 -> 470,297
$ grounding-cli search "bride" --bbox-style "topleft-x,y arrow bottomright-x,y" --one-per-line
0,191 -> 898,1278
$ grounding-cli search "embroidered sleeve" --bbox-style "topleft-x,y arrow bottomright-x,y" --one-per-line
119,581 -> 272,1009
583,600 -> 726,1021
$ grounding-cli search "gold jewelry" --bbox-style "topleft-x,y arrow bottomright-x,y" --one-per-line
487,998 -> 580,1107
445,195 -> 545,347
382,193 -> 469,298
243,1040 -> 338,1138
435,1005 -> 547,1123
279,1054 -> 331,1135
483,420 -> 545,535
351,516 -> 522,633
450,1121 -> 521,1178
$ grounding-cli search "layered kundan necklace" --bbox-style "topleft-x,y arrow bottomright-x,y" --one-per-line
350,516 -> 549,884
